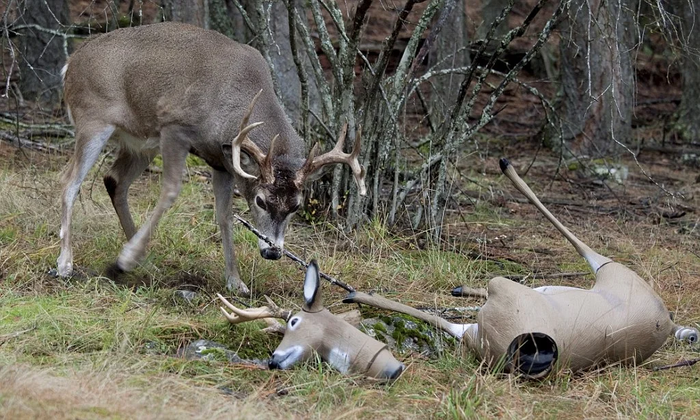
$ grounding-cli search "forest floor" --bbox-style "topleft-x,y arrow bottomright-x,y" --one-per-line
0,128 -> 699,419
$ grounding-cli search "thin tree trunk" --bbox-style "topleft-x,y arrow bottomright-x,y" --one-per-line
476,0 -> 510,43
429,0 -> 470,121
209,0 -> 236,39
546,0 -> 636,158
675,0 -> 700,142
161,0 -> 208,27
17,0 -> 71,108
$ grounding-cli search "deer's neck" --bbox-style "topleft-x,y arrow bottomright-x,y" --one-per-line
319,320 -> 388,375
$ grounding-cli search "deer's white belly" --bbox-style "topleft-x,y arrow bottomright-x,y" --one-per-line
112,128 -> 159,153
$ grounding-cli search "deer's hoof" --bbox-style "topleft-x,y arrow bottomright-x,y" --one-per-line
117,245 -> 141,272
56,257 -> 73,278
226,278 -> 251,298
105,263 -> 125,280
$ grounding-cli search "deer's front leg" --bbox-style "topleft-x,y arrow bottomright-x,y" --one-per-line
116,130 -> 189,272
212,169 -> 249,296
58,124 -> 115,277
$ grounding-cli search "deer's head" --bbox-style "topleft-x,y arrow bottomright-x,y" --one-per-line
218,260 -> 403,380
225,91 -> 366,260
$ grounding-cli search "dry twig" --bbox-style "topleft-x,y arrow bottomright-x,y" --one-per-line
653,358 -> 700,371
233,214 -> 355,293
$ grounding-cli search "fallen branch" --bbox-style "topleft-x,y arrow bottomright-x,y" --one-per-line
233,214 -> 355,293
0,114 -> 75,136
0,326 -> 36,346
0,132 -> 71,154
640,145 -> 700,155
653,358 -> 700,371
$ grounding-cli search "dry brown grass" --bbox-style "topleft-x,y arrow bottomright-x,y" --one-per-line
1,143 -> 699,419
0,363 -> 278,420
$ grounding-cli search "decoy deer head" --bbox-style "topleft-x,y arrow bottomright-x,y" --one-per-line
218,260 -> 404,380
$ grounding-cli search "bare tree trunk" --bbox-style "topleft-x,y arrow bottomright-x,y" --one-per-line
226,0 -> 566,236
209,0 -> 236,38
675,0 -> 700,142
243,0 -> 317,122
17,0 -> 71,108
429,0 -> 470,121
257,2 -> 303,121
476,0 -> 510,42
160,0 -> 208,27
546,0 -> 636,158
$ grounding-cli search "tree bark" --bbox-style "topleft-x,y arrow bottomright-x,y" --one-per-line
17,0 -> 71,108
160,0 -> 208,27
429,0 -> 470,121
675,0 -> 700,142
476,0 -> 510,43
244,0 -> 308,122
546,0 -> 636,158
209,0 -> 236,39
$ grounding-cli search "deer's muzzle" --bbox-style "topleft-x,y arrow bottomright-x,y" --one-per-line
269,345 -> 304,370
260,246 -> 282,260
259,238 -> 283,260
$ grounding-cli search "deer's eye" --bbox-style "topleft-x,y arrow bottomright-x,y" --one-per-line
255,196 -> 267,211
289,317 -> 300,329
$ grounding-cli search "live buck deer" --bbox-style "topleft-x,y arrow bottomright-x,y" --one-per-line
344,159 -> 698,378
217,260 -> 404,380
57,23 -> 365,296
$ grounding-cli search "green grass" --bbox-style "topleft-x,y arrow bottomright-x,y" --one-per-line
1,149 -> 699,419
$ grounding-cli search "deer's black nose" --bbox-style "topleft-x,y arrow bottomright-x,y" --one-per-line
261,247 -> 282,260
268,358 -> 280,370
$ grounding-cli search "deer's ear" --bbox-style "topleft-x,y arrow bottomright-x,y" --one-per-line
304,165 -> 333,183
303,260 -> 324,312
221,143 -> 259,176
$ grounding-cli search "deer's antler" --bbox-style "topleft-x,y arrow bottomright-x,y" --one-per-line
295,123 -> 367,195
230,89 -> 277,184
217,293 -> 289,335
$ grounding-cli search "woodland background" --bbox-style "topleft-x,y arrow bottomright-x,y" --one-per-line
4,0 -> 700,236
1,0 -> 700,418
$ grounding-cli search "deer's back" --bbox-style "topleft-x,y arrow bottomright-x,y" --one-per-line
63,23 -> 276,139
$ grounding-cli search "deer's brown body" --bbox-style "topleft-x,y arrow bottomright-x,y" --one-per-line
57,23 -> 365,295
345,159 -> 697,378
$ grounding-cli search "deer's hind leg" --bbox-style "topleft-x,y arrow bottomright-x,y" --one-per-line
57,123 -> 116,277
103,138 -> 157,240
115,126 -> 189,272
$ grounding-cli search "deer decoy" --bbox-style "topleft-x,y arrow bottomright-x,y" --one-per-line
344,158 -> 698,379
57,22 -> 366,296
217,260 -> 404,380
